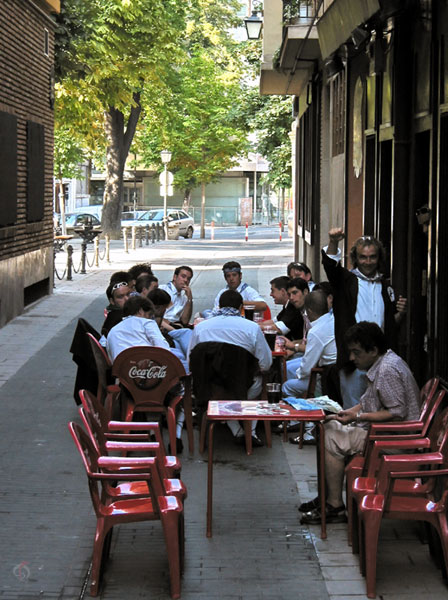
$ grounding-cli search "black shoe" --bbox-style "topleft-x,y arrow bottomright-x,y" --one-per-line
289,435 -> 316,445
234,434 -> 264,448
298,496 -> 320,513
273,423 -> 301,434
300,503 -> 347,525
168,438 -> 184,455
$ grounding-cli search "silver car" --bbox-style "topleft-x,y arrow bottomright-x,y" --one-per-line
127,209 -> 194,239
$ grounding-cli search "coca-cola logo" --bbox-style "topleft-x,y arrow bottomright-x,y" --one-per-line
128,360 -> 167,390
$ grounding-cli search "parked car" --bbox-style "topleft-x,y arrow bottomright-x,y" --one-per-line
120,210 -> 148,227
124,209 -> 194,239
63,213 -> 102,233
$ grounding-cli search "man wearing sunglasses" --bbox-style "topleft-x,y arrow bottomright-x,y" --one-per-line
322,228 -> 407,408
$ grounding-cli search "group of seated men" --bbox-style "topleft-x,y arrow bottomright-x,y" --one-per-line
97,229 -> 421,526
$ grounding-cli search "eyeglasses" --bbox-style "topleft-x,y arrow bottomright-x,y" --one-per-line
112,281 -> 129,291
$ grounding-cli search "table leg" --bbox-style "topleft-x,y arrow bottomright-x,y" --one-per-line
206,422 -> 215,537
316,422 -> 327,539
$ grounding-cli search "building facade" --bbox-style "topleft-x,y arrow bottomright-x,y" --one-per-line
0,0 -> 59,327
261,0 -> 448,383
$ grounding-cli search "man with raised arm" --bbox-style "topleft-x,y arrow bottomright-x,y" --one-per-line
322,228 -> 407,408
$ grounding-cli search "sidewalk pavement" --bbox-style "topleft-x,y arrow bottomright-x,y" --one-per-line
0,233 -> 447,599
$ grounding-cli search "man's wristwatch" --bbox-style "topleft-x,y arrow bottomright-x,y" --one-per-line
294,343 -> 300,353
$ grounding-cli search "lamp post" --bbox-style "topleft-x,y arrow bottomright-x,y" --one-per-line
244,10 -> 263,40
160,150 -> 171,240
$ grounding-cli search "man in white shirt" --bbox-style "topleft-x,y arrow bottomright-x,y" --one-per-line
160,266 -> 193,326
106,295 -> 170,362
212,261 -> 267,313
282,291 -> 336,398
282,291 -> 337,444
189,289 -> 272,446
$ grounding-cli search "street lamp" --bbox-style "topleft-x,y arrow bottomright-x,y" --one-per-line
244,10 -> 263,40
160,150 -> 171,240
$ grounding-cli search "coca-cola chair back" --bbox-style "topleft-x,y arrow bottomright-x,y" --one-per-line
112,346 -> 186,408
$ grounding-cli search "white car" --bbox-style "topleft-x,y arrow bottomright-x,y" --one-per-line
125,209 -> 194,239
120,211 -> 148,227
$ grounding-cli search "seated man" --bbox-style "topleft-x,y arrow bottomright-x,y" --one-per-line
287,261 -> 315,290
135,273 -> 159,297
106,295 -> 170,362
212,261 -> 267,313
281,291 -> 337,444
101,279 -> 132,337
261,276 -> 304,341
300,321 -> 420,525
160,266 -> 194,327
188,289 -> 272,447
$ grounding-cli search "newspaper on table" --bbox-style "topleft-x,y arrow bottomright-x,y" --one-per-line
283,395 -> 341,414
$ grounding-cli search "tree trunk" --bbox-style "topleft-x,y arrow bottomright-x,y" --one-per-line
182,189 -> 191,211
200,182 -> 206,239
101,93 -> 142,237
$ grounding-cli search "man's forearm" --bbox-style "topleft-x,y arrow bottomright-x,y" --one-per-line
357,408 -> 394,423
180,299 -> 193,324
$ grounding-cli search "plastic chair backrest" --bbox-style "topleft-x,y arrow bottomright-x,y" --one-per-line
87,332 -> 112,403
111,346 -> 186,409
79,388 -> 109,433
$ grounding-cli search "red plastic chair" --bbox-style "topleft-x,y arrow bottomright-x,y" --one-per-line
68,421 -> 184,598
111,346 -> 192,456
349,401 -> 448,546
354,424 -> 448,598
345,378 -> 444,543
87,332 -> 121,417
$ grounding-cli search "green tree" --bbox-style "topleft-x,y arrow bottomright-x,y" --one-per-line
55,0 -> 187,236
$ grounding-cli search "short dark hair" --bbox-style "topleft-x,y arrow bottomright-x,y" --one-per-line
147,288 -> 171,307
349,236 -> 387,273
313,281 -> 333,297
122,295 -> 155,318
135,274 -> 158,294
219,289 -> 243,309
304,290 -> 328,317
128,263 -> 153,280
344,321 -> 388,354
222,261 -> 241,273
286,277 -> 309,293
287,261 -> 311,278
174,265 -> 193,277
270,276 -> 291,290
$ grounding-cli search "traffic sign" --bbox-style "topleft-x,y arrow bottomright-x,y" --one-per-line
159,171 -> 174,185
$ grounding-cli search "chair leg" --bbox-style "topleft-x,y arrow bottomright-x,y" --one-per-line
346,464 -> 364,546
167,407 -> 177,457
90,519 -> 110,597
160,511 -> 182,600
298,421 -> 304,449
362,511 -> 383,599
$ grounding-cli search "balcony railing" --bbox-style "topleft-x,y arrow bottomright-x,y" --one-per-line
282,0 -> 335,25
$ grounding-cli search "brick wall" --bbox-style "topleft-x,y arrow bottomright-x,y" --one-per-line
0,0 -> 55,258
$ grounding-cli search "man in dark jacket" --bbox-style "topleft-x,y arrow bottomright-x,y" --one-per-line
322,228 -> 407,408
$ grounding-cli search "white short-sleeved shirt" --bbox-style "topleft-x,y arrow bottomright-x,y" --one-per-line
213,282 -> 265,311
160,281 -> 188,322
188,314 -> 272,372
106,315 -> 170,362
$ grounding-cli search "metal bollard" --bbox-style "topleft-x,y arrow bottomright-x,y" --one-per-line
131,226 -> 136,250
80,241 -> 87,274
145,225 -> 149,245
156,223 -> 160,242
123,227 -> 129,253
105,234 -> 110,262
138,226 -> 143,248
66,244 -> 73,281
94,236 -> 99,267
151,224 -> 155,244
